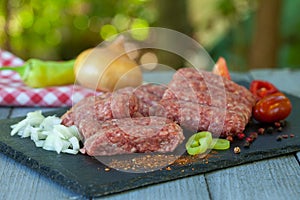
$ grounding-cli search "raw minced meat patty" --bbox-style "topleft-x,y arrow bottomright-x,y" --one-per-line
80,116 -> 184,156
61,68 -> 255,155
157,68 -> 255,137
133,83 -> 167,116
61,85 -> 184,156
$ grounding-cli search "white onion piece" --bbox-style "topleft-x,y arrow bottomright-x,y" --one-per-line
11,119 -> 28,136
40,116 -> 62,131
68,136 -> 80,151
34,140 -> 45,148
10,110 -> 81,155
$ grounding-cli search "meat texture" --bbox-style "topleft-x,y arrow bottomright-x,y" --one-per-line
94,87 -> 139,121
61,92 -> 111,127
61,87 -> 139,127
133,83 -> 167,116
80,117 -> 184,156
157,68 -> 255,137
61,68 -> 254,156
61,85 -> 184,156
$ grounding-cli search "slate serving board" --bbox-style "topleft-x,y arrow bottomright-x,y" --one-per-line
0,94 -> 299,198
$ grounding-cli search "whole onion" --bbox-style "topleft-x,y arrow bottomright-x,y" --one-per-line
74,37 -> 143,91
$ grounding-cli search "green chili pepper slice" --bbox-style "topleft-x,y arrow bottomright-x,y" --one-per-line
210,138 -> 230,150
186,131 -> 230,155
185,131 -> 212,155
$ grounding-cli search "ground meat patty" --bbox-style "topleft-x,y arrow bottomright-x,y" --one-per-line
61,92 -> 111,127
167,68 -> 255,106
158,68 -> 255,137
158,99 -> 247,138
78,116 -> 174,142
61,86 -> 170,145
62,68 -> 254,155
162,88 -> 252,122
80,116 -> 184,156
133,83 -> 167,116
61,87 -> 139,128
171,68 -> 254,102
94,87 -> 139,121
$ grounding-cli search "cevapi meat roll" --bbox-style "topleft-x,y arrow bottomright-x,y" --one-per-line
80,117 -> 184,156
157,68 -> 255,137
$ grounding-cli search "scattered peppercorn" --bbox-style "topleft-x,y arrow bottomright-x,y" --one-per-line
246,137 -> 253,143
276,135 -> 282,141
290,134 -> 295,138
258,128 -> 265,135
166,166 -> 172,171
237,132 -> 246,140
282,134 -> 289,139
234,147 -> 241,154
250,132 -> 258,139
274,122 -> 281,128
226,135 -> 234,143
267,126 -> 274,134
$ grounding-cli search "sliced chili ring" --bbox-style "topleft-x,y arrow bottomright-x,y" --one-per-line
210,138 -> 230,150
185,131 -> 212,155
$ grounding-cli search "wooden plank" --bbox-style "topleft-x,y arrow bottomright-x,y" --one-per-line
96,175 -> 210,200
0,107 -> 11,120
0,153 -> 86,200
205,155 -> 300,200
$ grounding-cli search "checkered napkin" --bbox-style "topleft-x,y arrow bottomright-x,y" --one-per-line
0,49 -> 97,107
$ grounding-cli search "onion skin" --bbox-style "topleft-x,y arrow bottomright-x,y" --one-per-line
74,38 -> 143,91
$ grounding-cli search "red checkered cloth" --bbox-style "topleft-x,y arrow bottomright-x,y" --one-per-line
0,49 -> 98,107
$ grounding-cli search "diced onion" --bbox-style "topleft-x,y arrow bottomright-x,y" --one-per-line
40,115 -> 62,131
34,140 -> 45,147
68,136 -> 80,151
26,110 -> 45,127
10,110 -> 81,155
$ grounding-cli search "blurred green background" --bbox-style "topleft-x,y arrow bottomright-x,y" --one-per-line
1,0 -> 299,71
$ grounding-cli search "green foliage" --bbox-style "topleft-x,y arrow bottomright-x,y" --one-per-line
278,0 -> 300,69
210,0 -> 300,70
0,0 -> 154,60
1,0 -> 299,70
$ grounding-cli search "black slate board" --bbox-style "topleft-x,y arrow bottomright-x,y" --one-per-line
0,94 -> 300,198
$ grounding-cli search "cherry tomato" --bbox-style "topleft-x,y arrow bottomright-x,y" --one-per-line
253,92 -> 292,123
250,80 -> 278,101
212,57 -> 231,80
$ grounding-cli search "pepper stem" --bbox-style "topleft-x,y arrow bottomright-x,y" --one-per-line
0,65 -> 26,76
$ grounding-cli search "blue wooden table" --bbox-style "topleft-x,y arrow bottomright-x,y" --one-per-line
0,69 -> 300,200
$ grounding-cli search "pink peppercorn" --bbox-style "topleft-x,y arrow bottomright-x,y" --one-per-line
250,132 -> 258,139
258,128 -> 265,135
237,133 -> 246,140
246,137 -> 253,143
226,135 -> 234,143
